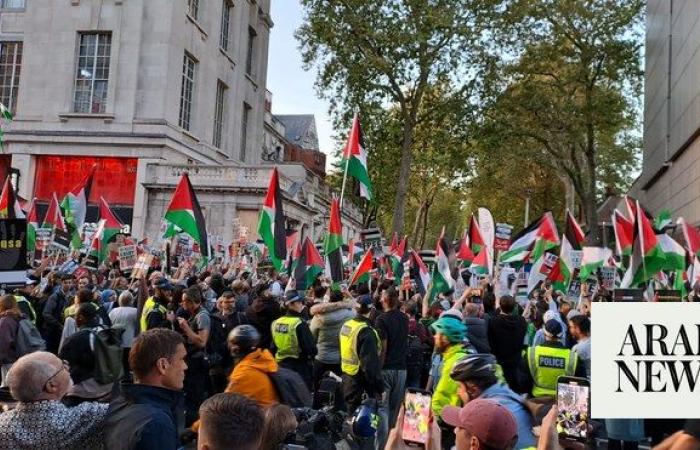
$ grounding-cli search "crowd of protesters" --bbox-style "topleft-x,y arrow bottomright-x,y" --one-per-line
0,255 -> 698,450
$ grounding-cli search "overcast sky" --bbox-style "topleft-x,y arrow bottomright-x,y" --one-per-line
267,1 -> 336,166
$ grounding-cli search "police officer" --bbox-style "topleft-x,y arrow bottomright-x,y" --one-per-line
271,291 -> 317,389
340,294 -> 384,415
523,319 -> 586,398
140,278 -> 174,331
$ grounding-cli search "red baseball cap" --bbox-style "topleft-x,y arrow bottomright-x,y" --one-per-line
441,399 -> 518,449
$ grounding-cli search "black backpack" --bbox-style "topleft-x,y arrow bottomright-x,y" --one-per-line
91,327 -> 124,384
207,314 -> 230,367
269,367 -> 312,408
406,333 -> 424,371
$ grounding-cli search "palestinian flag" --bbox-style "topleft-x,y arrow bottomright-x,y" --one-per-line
42,193 -> 67,231
0,102 -> 12,147
678,217 -> 700,258
341,114 -> 373,201
654,210 -> 673,232
163,221 -> 182,239
433,228 -> 455,294
410,249 -> 431,295
557,210 -> 585,287
388,234 -> 407,284
470,247 -> 490,275
612,210 -> 633,256
468,215 -> 485,255
99,197 -> 124,262
60,165 -> 96,248
257,168 -> 286,271
621,201 -> 667,288
657,233 -> 686,271
25,199 -> 38,252
579,247 -> 613,281
0,175 -> 23,219
350,248 -> 373,285
164,172 -> 209,258
455,231 -> 474,266
500,212 -> 559,264
324,197 -> 344,289
293,237 -> 324,290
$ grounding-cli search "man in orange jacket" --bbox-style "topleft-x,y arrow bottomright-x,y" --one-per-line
224,324 -> 279,407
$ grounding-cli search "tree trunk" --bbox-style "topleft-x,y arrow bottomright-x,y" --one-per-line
411,200 -> 426,242
584,123 -> 600,244
391,112 -> 417,235
418,197 -> 433,249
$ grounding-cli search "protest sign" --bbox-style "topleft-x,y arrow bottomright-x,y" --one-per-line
36,227 -> 52,251
119,244 -> 137,271
655,289 -> 683,302
600,266 -> 616,290
51,228 -> 71,252
0,219 -> 28,288
494,223 -> 513,251
58,259 -> 80,275
131,254 -> 154,279
570,250 -> 583,269
539,253 -> 559,276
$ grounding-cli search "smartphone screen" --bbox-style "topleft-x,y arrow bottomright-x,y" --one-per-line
556,377 -> 590,443
403,389 -> 432,445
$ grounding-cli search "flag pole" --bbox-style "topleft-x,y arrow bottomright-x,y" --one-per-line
339,156 -> 350,209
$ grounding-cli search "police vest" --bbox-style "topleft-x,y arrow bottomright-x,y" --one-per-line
527,345 -> 577,397
140,297 -> 167,331
271,316 -> 302,361
340,318 -> 380,376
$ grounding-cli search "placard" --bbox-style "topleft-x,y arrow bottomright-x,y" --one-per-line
655,289 -> 682,302
494,223 -> 513,251
539,253 -> 559,276
51,228 -> 72,251
118,244 -> 137,271
569,250 -> 583,269
0,219 -> 28,288
613,288 -> 644,302
600,266 -> 616,290
131,254 -> 154,279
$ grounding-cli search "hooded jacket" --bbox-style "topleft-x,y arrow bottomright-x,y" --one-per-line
225,348 -> 280,407
480,383 -> 537,449
487,312 -> 527,365
464,317 -> 490,354
309,300 -> 355,364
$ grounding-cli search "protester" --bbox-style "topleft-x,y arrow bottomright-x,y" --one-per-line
463,302 -> 490,354
103,329 -> 186,450
340,294 -> 384,414
245,284 -> 282,350
224,324 -> 280,406
310,288 -> 355,390
441,398 -> 519,450
487,294 -> 527,391
449,353 -> 536,449
401,298 -> 432,389
140,278 -> 174,331
260,403 -> 299,450
271,290 -> 317,388
109,290 -> 139,380
197,393 -> 265,450
375,286 -> 409,449
177,285 -> 211,426
569,314 -> 591,379
0,294 -> 21,386
42,273 -> 74,353
0,352 -> 108,450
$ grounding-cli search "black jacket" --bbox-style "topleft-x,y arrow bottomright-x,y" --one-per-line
487,312 -> 527,365
103,383 -> 182,450
464,317 -> 491,354
42,288 -> 68,333
59,323 -> 101,384
246,297 -> 282,350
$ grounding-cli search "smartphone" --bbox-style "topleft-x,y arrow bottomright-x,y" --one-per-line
556,376 -> 590,446
402,388 -> 432,447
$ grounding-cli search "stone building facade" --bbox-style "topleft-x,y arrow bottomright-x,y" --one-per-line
0,0 -> 362,244
632,1 -> 700,224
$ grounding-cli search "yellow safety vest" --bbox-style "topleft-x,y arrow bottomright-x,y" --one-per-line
527,345 -> 577,397
140,296 -> 166,331
340,318 -> 380,376
271,316 -> 302,361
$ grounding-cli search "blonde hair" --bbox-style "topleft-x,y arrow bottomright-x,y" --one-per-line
259,404 -> 298,450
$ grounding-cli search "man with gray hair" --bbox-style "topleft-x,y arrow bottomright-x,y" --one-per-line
0,351 -> 107,450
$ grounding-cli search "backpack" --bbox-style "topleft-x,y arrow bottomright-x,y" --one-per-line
406,333 -> 424,376
207,314 -> 229,367
15,318 -> 46,356
269,367 -> 312,408
91,327 -> 125,384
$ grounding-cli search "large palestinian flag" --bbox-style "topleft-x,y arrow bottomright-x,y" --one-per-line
42,193 -> 67,231
350,248 -> 374,285
410,249 -> 431,295
579,247 -> 613,281
620,201 -> 667,288
468,215 -> 485,255
98,197 -> 124,262
26,199 -> 38,252
61,165 -> 96,248
388,234 -> 408,285
294,236 -> 324,290
678,217 -> 700,258
257,168 -> 286,271
612,210 -> 633,256
657,233 -> 686,272
164,172 -> 209,258
500,212 -> 559,264
324,197 -> 344,289
0,175 -> 23,219
455,231 -> 474,266
433,228 -> 455,294
341,114 -> 373,201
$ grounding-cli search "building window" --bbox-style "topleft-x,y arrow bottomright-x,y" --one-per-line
187,0 -> 199,20
240,103 -> 251,161
179,53 -> 197,131
220,0 -> 232,51
246,27 -> 256,76
1,0 -> 25,9
0,42 -> 22,115
213,81 -> 227,149
73,33 -> 112,114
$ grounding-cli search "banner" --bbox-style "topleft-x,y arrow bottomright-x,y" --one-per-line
119,244 -> 137,271
0,219 -> 28,288
478,207 -> 495,273
494,223 -> 513,251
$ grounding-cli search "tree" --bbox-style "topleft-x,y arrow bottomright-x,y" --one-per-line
296,0 -> 491,234
480,0 -> 643,241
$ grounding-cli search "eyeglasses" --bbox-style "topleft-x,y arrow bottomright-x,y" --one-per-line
43,360 -> 69,392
